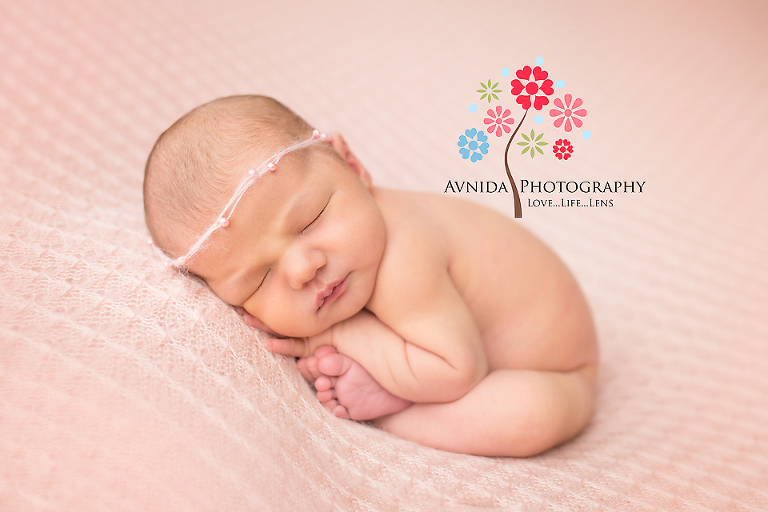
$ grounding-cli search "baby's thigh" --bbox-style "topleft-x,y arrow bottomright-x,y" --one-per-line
372,366 -> 595,457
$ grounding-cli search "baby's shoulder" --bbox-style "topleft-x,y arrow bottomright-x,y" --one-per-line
371,188 -> 512,253
366,189 -> 453,315
373,188 -> 439,236
371,188 -> 449,260
374,187 -> 508,228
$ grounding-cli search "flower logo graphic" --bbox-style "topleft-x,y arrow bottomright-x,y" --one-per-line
461,57 -> 592,217
510,65 -> 554,111
484,106 -> 514,137
477,80 -> 502,103
458,129 -> 489,162
553,138 -> 574,160
518,129 -> 548,159
550,94 -> 587,132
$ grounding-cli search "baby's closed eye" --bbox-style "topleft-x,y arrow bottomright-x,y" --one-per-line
254,268 -> 270,292
301,197 -> 330,234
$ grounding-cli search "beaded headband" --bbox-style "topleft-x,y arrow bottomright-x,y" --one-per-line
150,129 -> 332,269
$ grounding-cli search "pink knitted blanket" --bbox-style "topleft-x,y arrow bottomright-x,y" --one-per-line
1,1 -> 766,510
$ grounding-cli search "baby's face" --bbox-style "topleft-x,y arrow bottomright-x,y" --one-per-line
188,141 -> 386,337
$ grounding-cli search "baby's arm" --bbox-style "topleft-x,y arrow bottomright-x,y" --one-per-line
266,245 -> 488,403
331,288 -> 486,404
337,216 -> 490,402
266,306 -> 486,404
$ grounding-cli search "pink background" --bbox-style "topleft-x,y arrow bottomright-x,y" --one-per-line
1,0 -> 767,510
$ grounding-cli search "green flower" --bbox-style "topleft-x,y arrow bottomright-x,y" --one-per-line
517,129 -> 548,158
477,79 -> 502,103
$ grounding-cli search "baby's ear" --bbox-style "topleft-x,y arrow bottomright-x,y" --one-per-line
329,131 -> 373,189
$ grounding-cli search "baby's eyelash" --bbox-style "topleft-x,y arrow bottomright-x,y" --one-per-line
302,201 -> 329,234
255,268 -> 270,292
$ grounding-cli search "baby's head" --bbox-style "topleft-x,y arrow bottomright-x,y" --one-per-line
144,95 -> 313,256
144,95 -> 386,337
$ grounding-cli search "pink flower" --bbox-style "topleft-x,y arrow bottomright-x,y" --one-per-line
549,94 -> 587,132
510,65 -> 554,111
483,106 -> 514,137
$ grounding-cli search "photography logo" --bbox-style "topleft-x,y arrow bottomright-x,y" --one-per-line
457,57 -> 592,218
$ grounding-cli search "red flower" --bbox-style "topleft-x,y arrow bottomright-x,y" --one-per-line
510,65 -> 554,111
550,94 -> 587,132
483,106 -> 515,137
552,138 -> 573,160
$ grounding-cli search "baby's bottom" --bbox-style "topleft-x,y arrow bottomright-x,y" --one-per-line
299,347 -> 595,457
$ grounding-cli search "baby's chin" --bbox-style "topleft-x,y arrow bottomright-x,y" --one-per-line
272,307 -> 361,339
271,318 -> 342,339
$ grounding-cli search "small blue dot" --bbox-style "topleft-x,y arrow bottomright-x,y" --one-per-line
534,56 -> 544,66
501,67 -> 510,77
534,115 -> 543,124
469,104 -> 478,113
556,79 -> 565,89
582,130 -> 592,139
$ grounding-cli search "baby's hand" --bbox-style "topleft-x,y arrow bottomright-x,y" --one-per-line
263,329 -> 333,358
234,305 -> 335,367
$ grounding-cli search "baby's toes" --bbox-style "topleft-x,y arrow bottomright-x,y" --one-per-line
321,398 -> 339,411
316,388 -> 336,402
317,352 -> 353,377
332,404 -> 350,419
302,356 -> 326,381
314,375 -> 336,392
296,357 -> 315,383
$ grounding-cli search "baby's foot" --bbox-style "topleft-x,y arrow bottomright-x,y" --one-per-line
309,346 -> 411,421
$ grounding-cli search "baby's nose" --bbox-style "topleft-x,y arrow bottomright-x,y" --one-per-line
285,245 -> 326,290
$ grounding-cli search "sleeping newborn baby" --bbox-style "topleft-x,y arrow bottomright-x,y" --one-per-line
143,95 -> 598,457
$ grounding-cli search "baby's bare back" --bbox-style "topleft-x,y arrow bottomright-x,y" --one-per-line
373,188 -> 598,374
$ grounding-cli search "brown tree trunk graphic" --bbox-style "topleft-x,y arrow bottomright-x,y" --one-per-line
504,108 -> 529,218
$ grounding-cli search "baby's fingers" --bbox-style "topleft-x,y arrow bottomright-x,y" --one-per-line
297,356 -> 324,383
264,337 -> 310,357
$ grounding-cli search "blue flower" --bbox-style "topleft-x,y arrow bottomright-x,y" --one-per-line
457,129 -> 489,162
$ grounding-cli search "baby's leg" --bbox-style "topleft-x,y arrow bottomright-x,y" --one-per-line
299,347 -> 411,421
371,366 -> 596,457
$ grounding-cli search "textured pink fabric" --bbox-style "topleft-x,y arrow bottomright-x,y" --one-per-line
1,0 -> 767,510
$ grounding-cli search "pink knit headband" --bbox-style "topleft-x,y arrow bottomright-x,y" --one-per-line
150,129 -> 332,269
